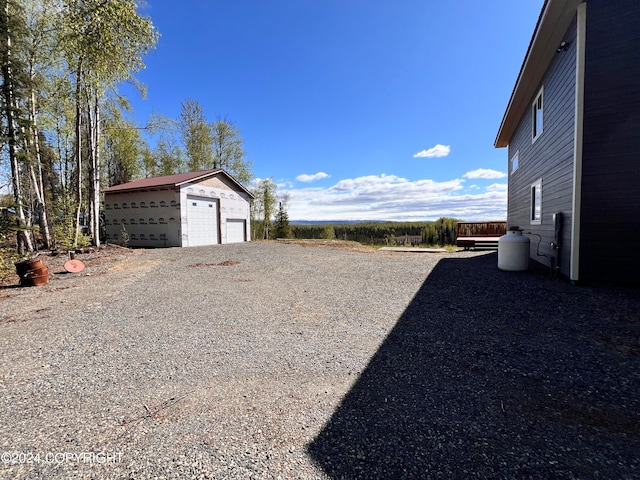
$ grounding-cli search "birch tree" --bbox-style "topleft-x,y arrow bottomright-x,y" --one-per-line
180,98 -> 212,172
148,113 -> 183,176
61,0 -> 158,246
210,116 -> 253,186
1,0 -> 32,252
103,105 -> 145,185
19,0 -> 61,249
252,178 -> 277,240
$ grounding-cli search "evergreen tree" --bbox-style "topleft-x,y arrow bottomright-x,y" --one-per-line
273,201 -> 291,239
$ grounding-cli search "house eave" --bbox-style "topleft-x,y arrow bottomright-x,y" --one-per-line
494,0 -> 582,148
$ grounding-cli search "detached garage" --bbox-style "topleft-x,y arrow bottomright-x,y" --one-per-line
103,169 -> 254,247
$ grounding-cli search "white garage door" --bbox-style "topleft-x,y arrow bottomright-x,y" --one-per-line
186,196 -> 218,246
226,219 -> 246,243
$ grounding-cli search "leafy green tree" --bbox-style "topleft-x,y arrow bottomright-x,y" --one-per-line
210,116 -> 253,185
251,178 -> 277,240
147,113 -> 183,176
61,0 -> 158,246
320,225 -> 335,240
155,140 -> 183,176
180,98 -> 213,171
103,105 -> 146,185
1,0 -> 36,253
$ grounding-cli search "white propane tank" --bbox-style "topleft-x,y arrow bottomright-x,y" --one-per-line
498,227 -> 530,271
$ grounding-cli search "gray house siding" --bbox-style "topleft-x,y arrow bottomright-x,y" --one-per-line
579,0 -> 640,283
507,17 -> 577,278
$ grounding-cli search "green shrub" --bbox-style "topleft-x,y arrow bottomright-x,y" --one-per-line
53,216 -> 91,250
0,247 -> 20,281
320,225 -> 335,239
118,225 -> 130,247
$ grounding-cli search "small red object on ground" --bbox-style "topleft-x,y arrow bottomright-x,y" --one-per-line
64,259 -> 86,273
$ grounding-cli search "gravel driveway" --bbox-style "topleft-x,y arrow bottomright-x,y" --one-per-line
1,242 -> 639,479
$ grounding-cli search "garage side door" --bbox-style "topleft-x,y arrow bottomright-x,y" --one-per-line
226,219 -> 246,243
186,196 -> 219,246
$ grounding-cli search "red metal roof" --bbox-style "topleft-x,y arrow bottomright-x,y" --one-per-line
103,169 -> 254,197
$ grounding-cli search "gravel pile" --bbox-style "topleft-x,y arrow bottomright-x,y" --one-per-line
0,242 -> 639,479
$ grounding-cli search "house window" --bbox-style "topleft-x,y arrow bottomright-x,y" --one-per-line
511,151 -> 519,174
531,179 -> 542,224
532,87 -> 544,141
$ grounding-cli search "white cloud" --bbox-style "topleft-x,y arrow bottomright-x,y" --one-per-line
463,168 -> 507,179
282,173 -> 506,222
413,144 -> 451,158
487,183 -> 507,192
276,180 -> 294,189
296,172 -> 330,182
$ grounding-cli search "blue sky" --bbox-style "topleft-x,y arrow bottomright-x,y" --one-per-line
125,0 -> 544,222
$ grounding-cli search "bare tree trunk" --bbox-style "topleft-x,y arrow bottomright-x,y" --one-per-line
1,0 -> 34,254
86,90 -> 101,247
28,88 -> 53,249
74,61 -> 83,248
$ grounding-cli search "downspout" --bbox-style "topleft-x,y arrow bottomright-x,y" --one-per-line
570,2 -> 586,282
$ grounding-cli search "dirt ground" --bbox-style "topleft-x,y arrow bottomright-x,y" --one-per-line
0,244 -> 141,296
0,240 -> 374,300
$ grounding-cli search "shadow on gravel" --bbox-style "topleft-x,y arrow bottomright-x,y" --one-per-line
307,252 -> 640,479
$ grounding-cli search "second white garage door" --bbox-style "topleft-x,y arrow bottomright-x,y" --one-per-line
186,196 -> 219,246
226,219 -> 246,243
